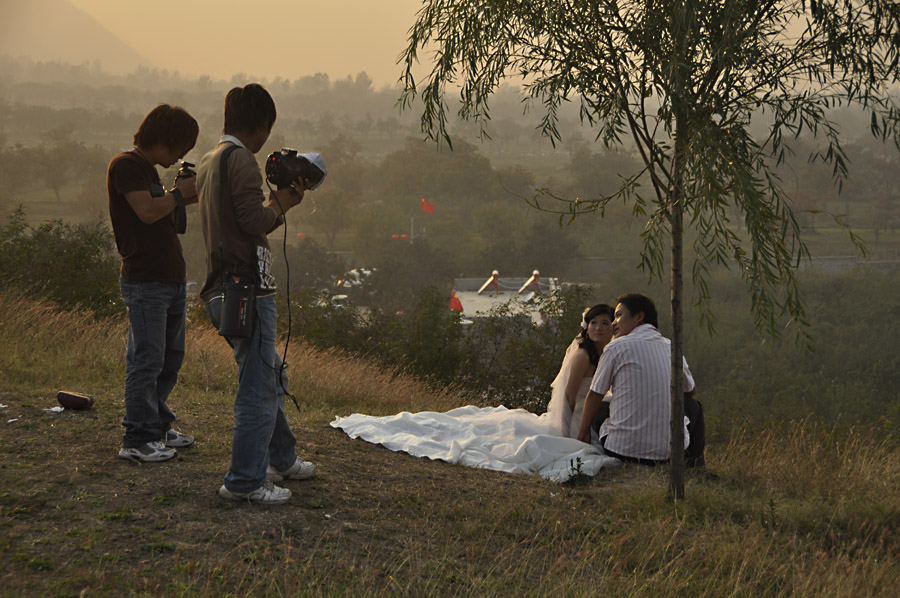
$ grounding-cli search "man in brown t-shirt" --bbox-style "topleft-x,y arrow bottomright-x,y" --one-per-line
107,104 -> 199,462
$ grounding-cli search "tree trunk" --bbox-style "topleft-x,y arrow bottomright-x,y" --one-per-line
669,182 -> 685,501
669,113 -> 686,499
668,0 -> 690,502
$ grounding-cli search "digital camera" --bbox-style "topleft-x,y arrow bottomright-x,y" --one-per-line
175,160 -> 196,182
265,149 -> 326,190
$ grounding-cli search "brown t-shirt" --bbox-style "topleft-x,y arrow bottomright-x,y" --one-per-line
107,151 -> 186,283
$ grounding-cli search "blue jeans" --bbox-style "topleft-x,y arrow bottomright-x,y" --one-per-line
120,279 -> 186,447
207,294 -> 297,493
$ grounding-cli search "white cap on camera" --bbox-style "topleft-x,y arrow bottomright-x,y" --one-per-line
300,152 -> 327,190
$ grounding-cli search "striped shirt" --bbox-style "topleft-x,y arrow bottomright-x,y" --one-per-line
590,324 -> 695,461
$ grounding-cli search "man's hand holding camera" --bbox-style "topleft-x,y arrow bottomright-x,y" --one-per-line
174,161 -> 199,205
174,173 -> 198,205
267,177 -> 309,218
263,149 -> 326,219
168,162 -> 197,234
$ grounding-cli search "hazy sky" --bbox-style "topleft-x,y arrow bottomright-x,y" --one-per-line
67,0 -> 425,87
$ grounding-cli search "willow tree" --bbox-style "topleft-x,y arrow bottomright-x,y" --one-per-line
400,1 -> 900,498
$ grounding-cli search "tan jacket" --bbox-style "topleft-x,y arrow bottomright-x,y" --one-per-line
197,141 -> 283,302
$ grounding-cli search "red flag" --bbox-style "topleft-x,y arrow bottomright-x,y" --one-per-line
420,196 -> 435,214
449,290 -> 463,312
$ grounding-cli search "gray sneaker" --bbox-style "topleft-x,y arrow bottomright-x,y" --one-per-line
217,480 -> 292,505
164,428 -> 194,448
119,440 -> 176,462
266,458 -> 315,482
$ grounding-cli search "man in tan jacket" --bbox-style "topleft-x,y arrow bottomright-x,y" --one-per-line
197,83 -> 315,504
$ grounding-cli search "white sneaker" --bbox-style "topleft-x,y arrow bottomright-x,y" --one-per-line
118,440 -> 176,462
217,480 -> 291,505
266,458 -> 315,482
164,428 -> 194,448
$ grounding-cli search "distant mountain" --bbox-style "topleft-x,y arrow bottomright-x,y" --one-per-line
0,0 -> 153,74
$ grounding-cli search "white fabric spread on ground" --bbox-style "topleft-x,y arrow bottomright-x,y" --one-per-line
331,405 -> 621,482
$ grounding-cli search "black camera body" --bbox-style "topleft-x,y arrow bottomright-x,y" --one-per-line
171,161 -> 196,235
176,160 -> 196,182
265,149 -> 326,190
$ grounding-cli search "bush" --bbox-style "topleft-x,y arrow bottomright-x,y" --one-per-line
279,282 -> 593,410
0,206 -> 121,316
457,286 -> 593,411
683,267 -> 900,437
402,287 -> 467,381
282,286 -> 465,386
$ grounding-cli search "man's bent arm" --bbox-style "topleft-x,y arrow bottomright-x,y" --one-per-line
683,356 -> 696,393
576,390 -> 605,443
124,190 -> 178,224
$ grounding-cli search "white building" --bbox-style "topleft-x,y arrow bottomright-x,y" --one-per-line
452,270 -> 559,325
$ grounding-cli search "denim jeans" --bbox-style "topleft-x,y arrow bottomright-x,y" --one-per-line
207,293 -> 298,493
119,279 -> 186,447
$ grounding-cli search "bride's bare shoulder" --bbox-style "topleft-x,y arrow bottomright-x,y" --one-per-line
569,346 -> 591,372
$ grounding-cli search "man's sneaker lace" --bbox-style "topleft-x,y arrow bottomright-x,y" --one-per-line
217,480 -> 291,504
118,440 -> 176,462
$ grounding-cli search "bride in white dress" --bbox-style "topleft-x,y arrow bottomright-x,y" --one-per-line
546,304 -> 615,439
331,304 -> 620,482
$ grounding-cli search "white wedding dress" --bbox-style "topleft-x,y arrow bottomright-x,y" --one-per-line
331,340 -> 620,482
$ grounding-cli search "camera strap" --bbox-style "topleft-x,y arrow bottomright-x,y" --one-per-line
215,143 -> 257,338
172,188 -> 186,234
217,143 -> 241,275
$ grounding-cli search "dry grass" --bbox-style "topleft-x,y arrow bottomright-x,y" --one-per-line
2,293 -> 900,597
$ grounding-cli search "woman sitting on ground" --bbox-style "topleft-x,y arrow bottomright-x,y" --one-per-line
546,303 -> 615,439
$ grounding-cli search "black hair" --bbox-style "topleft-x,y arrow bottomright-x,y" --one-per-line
615,292 -> 658,329
223,83 -> 277,135
133,104 -> 198,153
578,303 -> 615,366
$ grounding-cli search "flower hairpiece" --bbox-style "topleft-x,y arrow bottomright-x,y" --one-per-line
581,307 -> 590,329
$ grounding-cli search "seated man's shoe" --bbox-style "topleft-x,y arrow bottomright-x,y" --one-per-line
218,481 -> 291,505
266,457 -> 315,482
164,428 -> 194,448
119,440 -> 176,462
685,454 -> 706,469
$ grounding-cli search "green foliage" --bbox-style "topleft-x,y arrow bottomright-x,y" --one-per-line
0,206 -> 121,316
284,283 -> 592,408
284,286 -> 467,387
400,0 -> 899,345
270,235 -> 348,292
284,289 -> 370,354
363,239 -> 457,314
402,287 -> 467,381
684,267 -> 900,436
343,136 -> 587,280
458,287 -> 592,411
301,136 -> 369,248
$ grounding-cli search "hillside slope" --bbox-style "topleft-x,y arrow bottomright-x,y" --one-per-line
0,0 -> 152,74
1,293 -> 899,596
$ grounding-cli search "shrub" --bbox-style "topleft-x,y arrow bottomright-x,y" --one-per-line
0,206 -> 121,316
279,282 -> 593,410
458,286 -> 593,411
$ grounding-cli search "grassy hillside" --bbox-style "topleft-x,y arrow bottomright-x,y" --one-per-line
2,293 -> 899,596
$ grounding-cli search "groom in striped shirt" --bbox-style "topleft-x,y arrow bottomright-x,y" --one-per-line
577,293 -> 705,466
